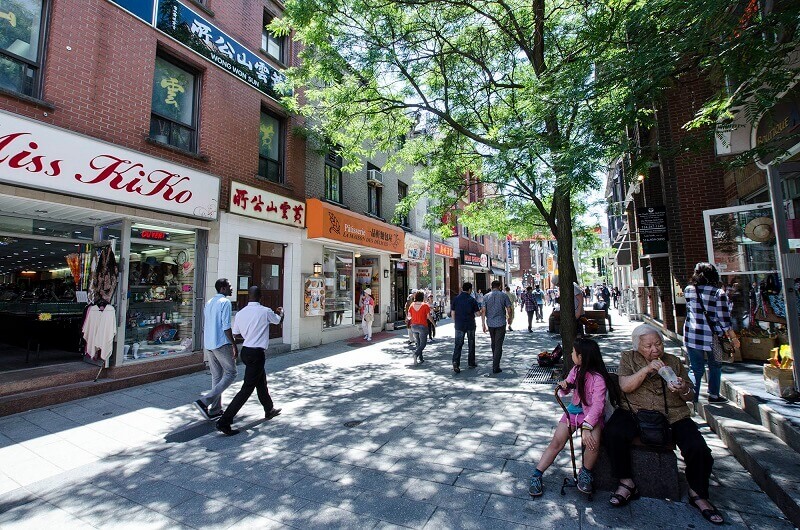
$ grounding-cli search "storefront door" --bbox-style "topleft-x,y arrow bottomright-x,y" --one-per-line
237,238 -> 284,339
394,263 -> 408,323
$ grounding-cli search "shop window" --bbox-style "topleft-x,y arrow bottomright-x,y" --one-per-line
368,184 -> 382,217
258,110 -> 283,183
0,0 -> 47,98
325,150 -> 343,203
323,248 -> 353,328
262,12 -> 285,63
125,224 -> 198,361
397,181 -> 409,227
150,54 -> 199,152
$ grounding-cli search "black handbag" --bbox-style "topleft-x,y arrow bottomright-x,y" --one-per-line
624,379 -> 672,447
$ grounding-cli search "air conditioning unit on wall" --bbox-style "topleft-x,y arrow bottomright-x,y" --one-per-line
367,169 -> 384,186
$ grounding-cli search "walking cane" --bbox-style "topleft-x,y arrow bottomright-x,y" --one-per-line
555,383 -> 592,500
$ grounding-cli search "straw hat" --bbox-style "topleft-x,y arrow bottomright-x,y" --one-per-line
161,256 -> 177,265
129,253 -> 141,263
744,217 -> 774,243
364,288 -> 372,295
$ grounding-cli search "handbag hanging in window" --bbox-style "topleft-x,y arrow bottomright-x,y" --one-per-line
696,288 -> 735,363
623,379 -> 672,447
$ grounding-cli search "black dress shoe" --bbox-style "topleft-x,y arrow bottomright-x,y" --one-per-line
215,420 -> 240,436
468,363 -> 477,368
265,408 -> 282,420
453,363 -> 460,373
492,368 -> 503,374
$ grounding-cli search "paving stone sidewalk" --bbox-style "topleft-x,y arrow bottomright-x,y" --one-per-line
0,309 -> 793,529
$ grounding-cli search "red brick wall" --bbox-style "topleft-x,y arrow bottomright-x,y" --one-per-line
0,0 -> 306,209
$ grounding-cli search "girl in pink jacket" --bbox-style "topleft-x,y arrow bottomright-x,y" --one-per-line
528,338 -> 619,497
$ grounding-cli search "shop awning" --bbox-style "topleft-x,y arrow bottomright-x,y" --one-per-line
491,267 -> 505,275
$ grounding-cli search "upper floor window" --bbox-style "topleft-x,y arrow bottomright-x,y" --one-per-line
0,0 -> 47,98
258,110 -> 283,183
397,181 -> 409,227
262,13 -> 285,63
462,224 -> 469,237
150,54 -> 199,152
325,150 -> 343,203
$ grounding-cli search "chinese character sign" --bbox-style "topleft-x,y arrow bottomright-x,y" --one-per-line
156,0 -> 290,102
229,181 -> 305,228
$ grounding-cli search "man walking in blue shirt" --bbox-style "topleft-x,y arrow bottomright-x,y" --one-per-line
193,278 -> 238,420
450,282 -> 480,373
481,280 -> 512,374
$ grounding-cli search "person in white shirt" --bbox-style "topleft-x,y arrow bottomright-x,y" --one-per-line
215,286 -> 283,436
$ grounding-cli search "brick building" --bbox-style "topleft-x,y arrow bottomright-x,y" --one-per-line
0,0 -> 307,410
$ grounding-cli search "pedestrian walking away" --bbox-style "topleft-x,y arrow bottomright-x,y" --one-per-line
360,287 -> 375,341
193,278 -> 238,421
215,286 -> 283,436
427,294 -> 437,342
482,280 -> 512,373
405,292 -> 415,345
451,282 -> 480,372
408,291 -> 435,365
684,263 -> 739,402
532,284 -> 545,322
520,286 -> 537,332
505,286 -> 517,331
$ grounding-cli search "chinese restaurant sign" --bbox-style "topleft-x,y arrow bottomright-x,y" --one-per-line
229,181 -> 305,228
306,198 -> 405,253
432,242 -> 454,258
156,0 -> 289,102
0,110 -> 219,220
461,251 -> 488,268
106,0 -> 156,24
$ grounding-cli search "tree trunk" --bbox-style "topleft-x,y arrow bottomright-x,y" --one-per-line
553,189 -> 578,373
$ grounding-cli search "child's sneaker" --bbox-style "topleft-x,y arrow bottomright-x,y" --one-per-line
577,467 -> 593,494
528,474 -> 543,497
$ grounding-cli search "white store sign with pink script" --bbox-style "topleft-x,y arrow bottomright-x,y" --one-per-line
0,110 -> 220,220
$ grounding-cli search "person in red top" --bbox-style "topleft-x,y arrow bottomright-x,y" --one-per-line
408,291 -> 436,365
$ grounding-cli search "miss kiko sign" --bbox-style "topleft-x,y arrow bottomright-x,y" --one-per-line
0,111 -> 220,220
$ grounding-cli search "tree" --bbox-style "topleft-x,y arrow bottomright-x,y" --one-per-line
276,0 -> 639,357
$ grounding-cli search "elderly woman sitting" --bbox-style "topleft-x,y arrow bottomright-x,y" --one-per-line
604,324 -> 723,525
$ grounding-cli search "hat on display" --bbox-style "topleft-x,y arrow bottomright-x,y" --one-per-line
364,288 -> 372,295
161,256 -> 177,265
129,253 -> 141,262
744,217 -> 774,243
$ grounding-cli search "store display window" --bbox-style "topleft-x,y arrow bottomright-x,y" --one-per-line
124,224 -> 197,361
323,248 -> 353,328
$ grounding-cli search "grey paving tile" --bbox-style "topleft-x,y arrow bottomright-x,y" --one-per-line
424,507 -> 526,529
280,503 -> 382,529
349,492 -> 437,529
404,479 -> 490,514
736,511 -> 796,530
481,493 -> 580,528
339,467 -> 413,497
169,495 -> 249,529
709,486 -> 786,518
630,497 -> 747,529
335,447 -> 400,471
284,456 -> 354,482
0,500 -> 95,529
284,476 -> 365,508
453,470 -> 530,499
388,460 -> 462,485
111,477 -> 197,513
432,452 -> 506,474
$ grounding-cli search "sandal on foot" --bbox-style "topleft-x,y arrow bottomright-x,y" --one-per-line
609,482 -> 639,507
688,496 -> 724,525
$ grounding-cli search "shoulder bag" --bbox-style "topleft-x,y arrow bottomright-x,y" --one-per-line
623,379 -> 672,447
696,287 -> 735,362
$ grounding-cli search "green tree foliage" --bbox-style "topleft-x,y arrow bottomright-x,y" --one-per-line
276,0 -> 644,355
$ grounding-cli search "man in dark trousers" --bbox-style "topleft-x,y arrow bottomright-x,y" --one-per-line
481,280 -> 512,374
216,286 -> 283,436
450,281 -> 481,373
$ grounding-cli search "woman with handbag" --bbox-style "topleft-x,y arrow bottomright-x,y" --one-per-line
684,263 -> 740,403
604,325 -> 722,525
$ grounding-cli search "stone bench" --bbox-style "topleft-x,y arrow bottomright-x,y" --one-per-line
548,310 -> 610,334
593,439 -> 680,500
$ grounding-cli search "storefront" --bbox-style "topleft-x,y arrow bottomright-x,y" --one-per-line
214,181 -> 305,350
490,257 -> 508,287
0,110 -> 218,380
302,198 -> 404,347
461,250 -> 489,293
